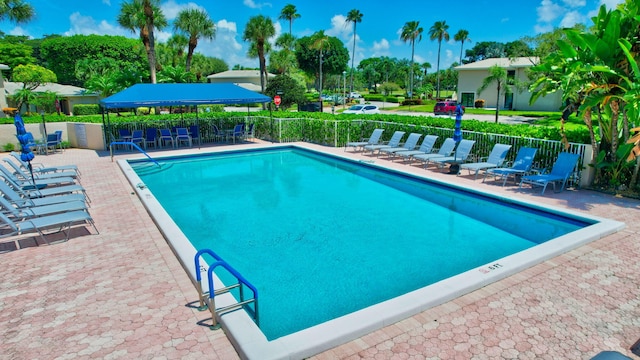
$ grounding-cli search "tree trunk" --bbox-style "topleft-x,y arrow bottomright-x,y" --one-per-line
583,107 -> 599,186
610,100 -> 620,160
143,0 -> 157,84
494,82 -> 500,123
350,24 -> 356,95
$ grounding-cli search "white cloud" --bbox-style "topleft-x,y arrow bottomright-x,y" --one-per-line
243,0 -> 272,9
537,0 -> 564,22
534,23 -> 554,34
9,26 -> 29,37
326,14 -> 350,40
217,19 -> 237,33
102,0 -> 111,5
371,38 -> 390,57
192,19 -> 250,68
562,0 -> 585,7
161,0 -> 207,21
559,11 -> 584,27
501,17 -> 509,23
64,12 -> 128,37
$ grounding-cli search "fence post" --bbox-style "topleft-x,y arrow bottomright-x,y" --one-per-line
334,121 -> 338,148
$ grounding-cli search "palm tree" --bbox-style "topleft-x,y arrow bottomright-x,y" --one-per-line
429,20 -> 450,99
310,31 -> 331,101
477,65 -> 509,123
117,0 -> 167,84
0,0 -> 34,24
278,4 -> 300,36
346,9 -> 363,96
420,62 -> 431,88
454,29 -> 471,65
173,8 -> 215,74
243,15 -> 276,94
271,33 -> 297,75
166,34 -> 188,67
400,21 -> 423,98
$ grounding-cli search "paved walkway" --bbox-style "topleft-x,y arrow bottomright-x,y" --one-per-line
1,143 -> 639,359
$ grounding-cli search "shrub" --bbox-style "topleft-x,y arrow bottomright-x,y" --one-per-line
3,143 -> 15,152
474,99 -> 485,108
401,98 -> 423,106
73,104 -> 100,115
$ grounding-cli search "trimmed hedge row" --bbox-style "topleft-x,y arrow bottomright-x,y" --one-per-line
73,104 -> 100,115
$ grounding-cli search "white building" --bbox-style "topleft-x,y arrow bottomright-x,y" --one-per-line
206,70 -> 275,92
4,81 -> 99,116
455,57 -> 563,112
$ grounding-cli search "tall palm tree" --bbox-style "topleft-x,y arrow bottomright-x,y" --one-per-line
346,9 -> 363,96
310,31 -> 331,100
401,21 -> 423,99
429,20 -> 450,99
421,62 -> 431,87
278,4 -> 300,36
173,8 -> 215,74
166,34 -> 188,67
454,29 -> 471,65
272,33 -> 297,75
243,15 -> 276,94
477,65 -> 509,123
0,0 -> 34,24
117,0 -> 167,84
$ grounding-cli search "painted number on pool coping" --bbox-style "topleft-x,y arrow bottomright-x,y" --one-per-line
479,263 -> 503,274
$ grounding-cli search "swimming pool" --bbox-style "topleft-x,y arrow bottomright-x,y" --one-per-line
120,144 -> 624,359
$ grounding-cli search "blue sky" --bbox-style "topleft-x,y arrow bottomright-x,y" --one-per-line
0,0 -> 625,70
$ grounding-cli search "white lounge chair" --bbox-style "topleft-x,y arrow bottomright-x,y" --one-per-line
379,133 -> 422,158
346,128 -> 384,152
413,138 -> 456,167
0,209 -> 98,246
429,139 -> 476,172
394,135 -> 439,164
0,195 -> 87,220
459,143 -> 512,179
10,152 -> 80,177
0,181 -> 87,207
364,131 -> 405,155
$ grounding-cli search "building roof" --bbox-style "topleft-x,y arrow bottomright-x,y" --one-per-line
100,83 -> 271,109
206,70 -> 275,80
455,57 -> 539,70
4,81 -> 96,97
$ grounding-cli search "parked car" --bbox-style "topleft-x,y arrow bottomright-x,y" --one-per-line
434,100 -> 464,115
349,92 -> 362,99
343,104 -> 380,114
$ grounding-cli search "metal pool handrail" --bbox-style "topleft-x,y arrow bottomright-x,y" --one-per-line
109,141 -> 161,167
194,249 -> 259,329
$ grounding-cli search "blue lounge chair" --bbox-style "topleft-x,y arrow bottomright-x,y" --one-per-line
346,128 -> 384,152
459,143 -> 512,179
519,152 -> 580,194
364,131 -> 405,155
189,125 -> 201,146
229,124 -> 245,144
484,147 -> 538,186
0,164 -> 76,190
159,129 -> 174,148
175,127 -> 192,147
2,175 -> 89,202
130,130 -> 145,149
144,128 -> 158,149
429,139 -> 476,171
412,138 -> 457,167
0,209 -> 98,246
379,133 -> 422,158
394,135 -> 439,164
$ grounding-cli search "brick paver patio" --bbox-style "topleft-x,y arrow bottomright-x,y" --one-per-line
1,143 -> 638,359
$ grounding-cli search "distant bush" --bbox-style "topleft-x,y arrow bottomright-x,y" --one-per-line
401,98 -> 423,106
73,104 -> 100,115
3,143 -> 15,152
475,99 -> 485,108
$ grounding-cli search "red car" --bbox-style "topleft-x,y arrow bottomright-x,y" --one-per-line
434,100 -> 464,115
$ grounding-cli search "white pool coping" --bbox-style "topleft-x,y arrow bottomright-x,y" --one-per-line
117,144 -> 625,360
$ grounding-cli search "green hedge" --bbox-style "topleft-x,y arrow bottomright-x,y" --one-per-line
73,104 -> 100,115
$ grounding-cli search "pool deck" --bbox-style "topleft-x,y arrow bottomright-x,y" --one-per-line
1,141 -> 639,359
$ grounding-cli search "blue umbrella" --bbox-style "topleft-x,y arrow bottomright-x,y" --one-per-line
449,104 -> 464,174
13,114 -> 37,186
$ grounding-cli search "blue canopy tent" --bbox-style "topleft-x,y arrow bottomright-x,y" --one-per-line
99,83 -> 273,148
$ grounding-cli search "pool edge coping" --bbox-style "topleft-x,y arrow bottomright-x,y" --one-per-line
117,143 -> 625,360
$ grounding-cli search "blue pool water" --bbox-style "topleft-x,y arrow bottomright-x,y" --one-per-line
131,147 -> 589,340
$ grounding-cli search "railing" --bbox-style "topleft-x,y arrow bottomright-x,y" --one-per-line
107,116 -> 591,186
109,141 -> 161,167
194,249 -> 259,329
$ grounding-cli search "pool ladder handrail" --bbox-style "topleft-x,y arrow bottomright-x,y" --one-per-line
109,141 -> 161,168
194,249 -> 259,329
